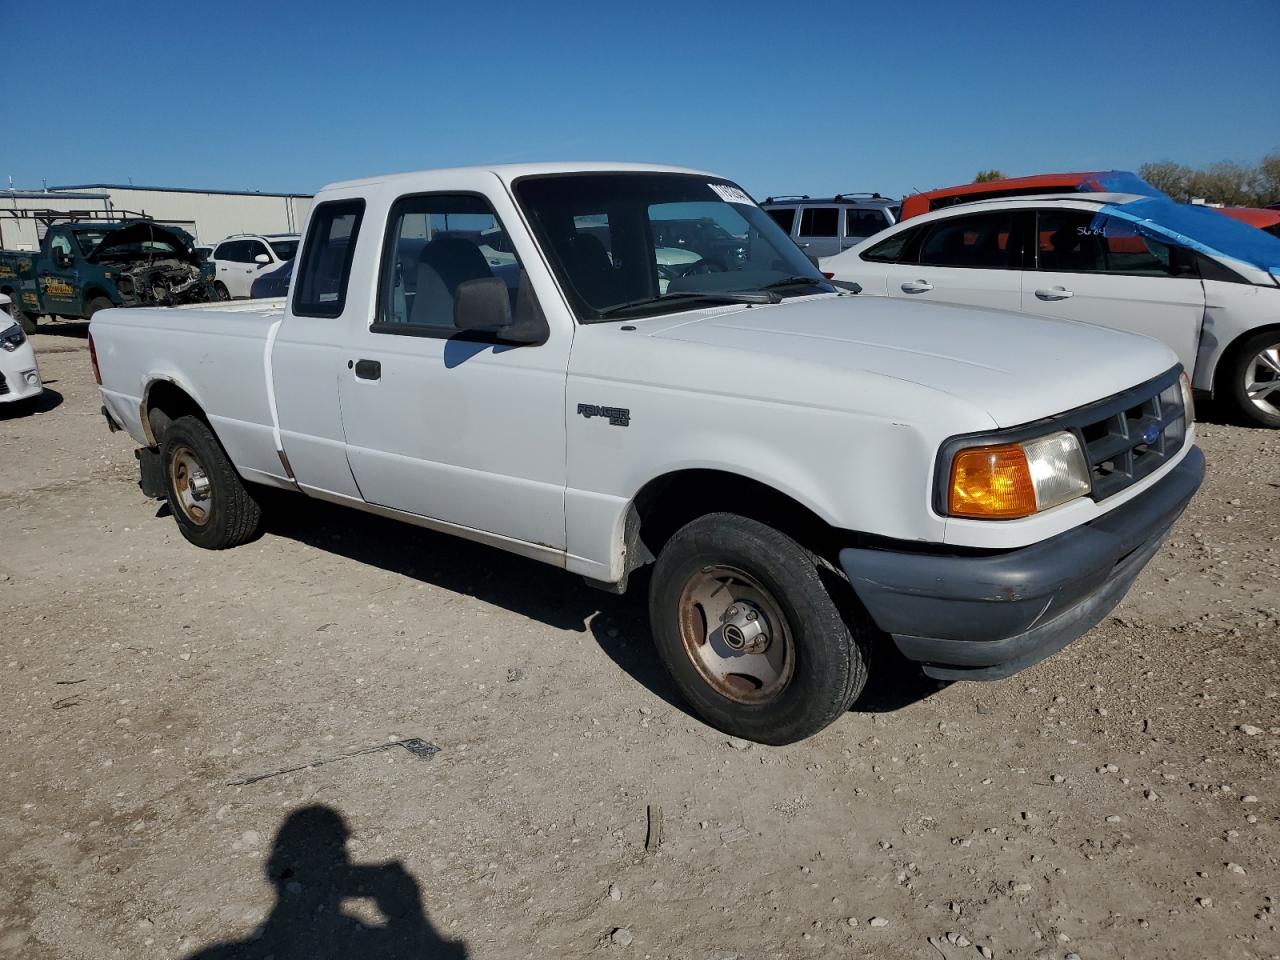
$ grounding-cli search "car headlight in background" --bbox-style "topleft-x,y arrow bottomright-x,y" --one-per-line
948,430 -> 1091,519
0,322 -> 26,352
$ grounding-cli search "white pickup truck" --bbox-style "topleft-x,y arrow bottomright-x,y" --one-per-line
91,163 -> 1204,744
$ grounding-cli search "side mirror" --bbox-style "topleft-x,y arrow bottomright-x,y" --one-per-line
453,277 -> 547,345
254,253 -> 271,265
55,251 -> 74,268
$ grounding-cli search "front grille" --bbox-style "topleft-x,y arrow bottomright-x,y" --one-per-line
0,372 -> 8,396
1078,373 -> 1187,501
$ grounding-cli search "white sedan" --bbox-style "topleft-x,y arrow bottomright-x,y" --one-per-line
0,293 -> 43,406
822,192 -> 1280,427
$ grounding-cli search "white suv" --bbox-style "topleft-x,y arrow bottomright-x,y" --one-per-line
822,193 -> 1280,427
210,233 -> 300,299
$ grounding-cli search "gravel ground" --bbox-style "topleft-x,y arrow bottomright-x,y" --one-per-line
2,324 -> 1277,960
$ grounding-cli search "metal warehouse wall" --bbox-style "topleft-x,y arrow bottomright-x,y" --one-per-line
0,193 -> 113,250
63,188 -> 314,245
2,188 -> 314,250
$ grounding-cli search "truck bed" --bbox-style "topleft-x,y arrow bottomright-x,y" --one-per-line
93,299 -> 289,489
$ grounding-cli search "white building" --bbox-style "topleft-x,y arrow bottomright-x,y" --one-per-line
0,184 -> 313,250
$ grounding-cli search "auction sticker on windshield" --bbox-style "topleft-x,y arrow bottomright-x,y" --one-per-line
708,183 -> 755,206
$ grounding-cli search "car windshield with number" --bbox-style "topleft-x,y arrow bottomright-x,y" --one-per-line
515,173 -> 834,321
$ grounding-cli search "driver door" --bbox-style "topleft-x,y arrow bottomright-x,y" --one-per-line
41,233 -> 83,316
336,185 -> 571,551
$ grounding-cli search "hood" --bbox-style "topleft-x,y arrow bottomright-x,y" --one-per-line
85,222 -> 199,264
647,295 -> 1178,428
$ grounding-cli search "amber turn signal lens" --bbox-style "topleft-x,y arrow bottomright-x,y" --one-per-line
949,443 -> 1038,518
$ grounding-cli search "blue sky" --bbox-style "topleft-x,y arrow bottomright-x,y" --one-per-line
3,0 -> 1277,200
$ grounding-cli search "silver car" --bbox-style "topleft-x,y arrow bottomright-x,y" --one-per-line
761,193 -> 900,258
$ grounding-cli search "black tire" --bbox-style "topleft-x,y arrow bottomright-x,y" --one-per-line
85,296 -> 113,320
1221,329 -> 1280,428
17,312 -> 37,335
648,513 -> 869,745
160,415 -> 263,549
213,281 -> 230,301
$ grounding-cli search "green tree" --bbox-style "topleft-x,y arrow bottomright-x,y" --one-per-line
1141,155 -> 1280,206
973,169 -> 1007,183
1259,154 -> 1280,205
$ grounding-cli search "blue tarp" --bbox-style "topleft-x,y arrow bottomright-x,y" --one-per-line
1097,196 -> 1280,281
1077,171 -> 1168,199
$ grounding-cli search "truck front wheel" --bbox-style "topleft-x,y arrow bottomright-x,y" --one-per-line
85,296 -> 113,321
17,312 -> 37,335
648,513 -> 869,744
160,416 -> 263,549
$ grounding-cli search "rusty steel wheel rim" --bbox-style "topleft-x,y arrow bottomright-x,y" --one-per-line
170,444 -> 212,526
676,564 -> 794,704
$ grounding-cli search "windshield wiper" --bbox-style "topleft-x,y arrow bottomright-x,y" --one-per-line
596,289 -> 781,318
758,276 -> 829,291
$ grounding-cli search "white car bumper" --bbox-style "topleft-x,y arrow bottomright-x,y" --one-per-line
1,339 -> 44,403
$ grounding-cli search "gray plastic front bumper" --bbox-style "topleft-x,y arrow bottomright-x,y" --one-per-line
839,445 -> 1204,681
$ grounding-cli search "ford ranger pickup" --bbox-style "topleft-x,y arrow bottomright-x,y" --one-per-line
90,163 -> 1204,744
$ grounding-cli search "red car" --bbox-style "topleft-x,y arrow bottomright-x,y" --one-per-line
1216,207 -> 1280,238
899,171 -> 1159,221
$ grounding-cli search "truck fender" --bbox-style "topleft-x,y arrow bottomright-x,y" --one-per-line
139,374 -> 215,447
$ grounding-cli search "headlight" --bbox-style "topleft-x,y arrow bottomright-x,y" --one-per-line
0,322 -> 25,352
948,430 -> 1090,519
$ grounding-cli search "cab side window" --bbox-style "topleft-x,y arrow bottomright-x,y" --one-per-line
294,200 -> 364,317
49,234 -> 74,259
1036,209 -> 1173,277
918,211 -> 1016,269
375,193 -> 536,335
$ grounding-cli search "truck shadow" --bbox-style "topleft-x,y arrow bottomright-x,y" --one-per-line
261,495 -> 939,720
31,319 -> 90,339
181,804 -> 467,960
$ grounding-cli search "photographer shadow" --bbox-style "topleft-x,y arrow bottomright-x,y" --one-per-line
185,805 -> 466,960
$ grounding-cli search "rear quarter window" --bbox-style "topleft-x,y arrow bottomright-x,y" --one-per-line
861,226 -> 920,263
293,200 -> 365,318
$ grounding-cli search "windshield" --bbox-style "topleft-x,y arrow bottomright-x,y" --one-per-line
514,173 -> 833,321
1099,196 -> 1280,281
268,239 -> 299,260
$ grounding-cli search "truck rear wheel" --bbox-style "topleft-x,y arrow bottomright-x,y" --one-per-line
648,513 -> 869,744
160,415 -> 263,549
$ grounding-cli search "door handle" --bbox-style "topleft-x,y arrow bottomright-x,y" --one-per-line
1034,286 -> 1074,301
353,359 -> 381,381
901,279 -> 933,293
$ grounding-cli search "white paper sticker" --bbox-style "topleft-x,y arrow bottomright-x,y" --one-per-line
708,183 -> 756,206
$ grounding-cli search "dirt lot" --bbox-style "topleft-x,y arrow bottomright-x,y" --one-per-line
2,324 -> 1278,960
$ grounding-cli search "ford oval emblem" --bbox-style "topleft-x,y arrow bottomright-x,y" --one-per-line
1142,424 -> 1160,444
